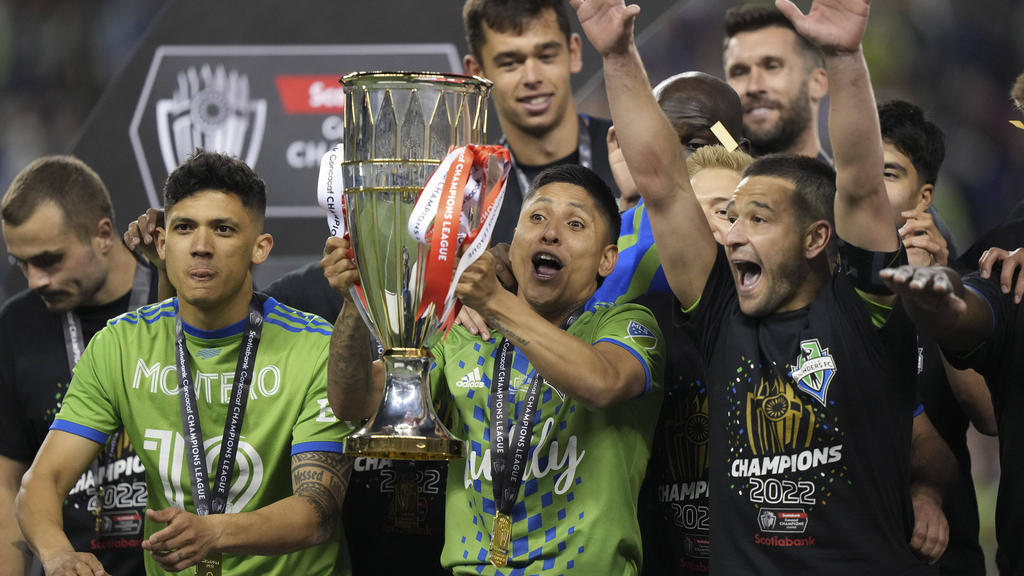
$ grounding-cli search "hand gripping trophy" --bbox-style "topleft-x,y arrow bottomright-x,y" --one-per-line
318,72 -> 510,460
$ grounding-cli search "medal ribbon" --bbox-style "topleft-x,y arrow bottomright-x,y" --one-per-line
174,294 -> 264,516
487,305 -> 584,564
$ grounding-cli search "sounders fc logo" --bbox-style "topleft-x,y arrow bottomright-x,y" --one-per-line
789,339 -> 836,407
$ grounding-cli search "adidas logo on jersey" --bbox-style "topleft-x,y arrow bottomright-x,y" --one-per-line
456,367 -> 485,389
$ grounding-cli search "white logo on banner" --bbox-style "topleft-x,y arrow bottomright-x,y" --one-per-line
155,64 -> 267,173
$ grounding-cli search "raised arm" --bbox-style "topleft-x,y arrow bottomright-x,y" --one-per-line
457,253 -> 656,410
570,0 -> 717,307
778,0 -> 898,253
321,236 -> 384,420
16,431 -> 109,576
141,451 -> 352,572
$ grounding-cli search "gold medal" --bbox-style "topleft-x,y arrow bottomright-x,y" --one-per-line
195,553 -> 221,576
489,512 -> 512,567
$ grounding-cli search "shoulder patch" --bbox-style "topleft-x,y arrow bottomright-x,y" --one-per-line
626,320 -> 659,351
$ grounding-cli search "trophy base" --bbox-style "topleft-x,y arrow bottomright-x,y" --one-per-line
345,434 -> 464,461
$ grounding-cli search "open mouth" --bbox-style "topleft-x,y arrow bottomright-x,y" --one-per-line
733,260 -> 762,291
532,252 -> 563,280
518,94 -> 552,114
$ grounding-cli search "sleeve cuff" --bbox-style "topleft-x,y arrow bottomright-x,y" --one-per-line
595,338 -> 653,396
50,420 -> 108,445
291,441 -> 345,455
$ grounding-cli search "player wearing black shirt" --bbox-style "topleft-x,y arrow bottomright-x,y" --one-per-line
1,156 -> 160,576
577,0 -> 935,572
882,219 -> 1024,576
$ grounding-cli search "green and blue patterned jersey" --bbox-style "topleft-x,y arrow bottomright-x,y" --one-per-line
53,296 -> 353,576
431,303 -> 664,575
589,202 -> 671,311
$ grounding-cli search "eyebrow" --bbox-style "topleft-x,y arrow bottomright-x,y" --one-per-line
884,162 -> 908,175
492,41 -> 562,61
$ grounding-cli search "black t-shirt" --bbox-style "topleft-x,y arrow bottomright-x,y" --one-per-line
945,218 -> 1024,575
0,264 -> 158,575
263,264 -> 449,576
689,246 -> 933,575
490,114 -> 619,246
634,292 -> 709,575
916,336 -> 986,576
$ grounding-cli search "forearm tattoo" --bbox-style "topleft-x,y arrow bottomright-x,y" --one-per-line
328,300 -> 376,410
292,451 -> 352,542
487,317 -> 531,347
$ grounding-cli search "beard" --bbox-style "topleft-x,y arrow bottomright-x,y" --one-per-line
745,81 -> 814,156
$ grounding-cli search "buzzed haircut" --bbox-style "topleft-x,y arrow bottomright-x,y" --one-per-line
463,0 -> 572,64
526,163 -> 621,244
2,155 -> 114,240
878,100 -> 945,186
686,145 -> 754,178
1012,72 -> 1024,112
164,150 -> 267,221
743,154 -> 836,231
724,4 -> 825,70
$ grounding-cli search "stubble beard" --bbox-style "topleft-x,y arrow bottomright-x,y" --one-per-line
747,81 -> 813,157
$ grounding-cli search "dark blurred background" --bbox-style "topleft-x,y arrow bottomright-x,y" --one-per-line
0,1 -> 1015,569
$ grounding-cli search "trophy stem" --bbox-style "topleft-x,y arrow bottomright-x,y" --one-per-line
344,349 -> 464,461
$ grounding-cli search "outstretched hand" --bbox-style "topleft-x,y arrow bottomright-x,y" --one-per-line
569,0 -> 640,58
879,265 -> 967,337
776,0 -> 870,55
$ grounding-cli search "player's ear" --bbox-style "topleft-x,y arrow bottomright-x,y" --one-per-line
464,54 -> 484,77
804,219 -> 831,260
251,233 -> 274,265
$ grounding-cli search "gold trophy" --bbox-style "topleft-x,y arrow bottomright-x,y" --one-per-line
339,72 -> 496,460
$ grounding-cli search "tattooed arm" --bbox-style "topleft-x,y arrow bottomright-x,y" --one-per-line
322,236 -> 385,420
141,452 -> 353,571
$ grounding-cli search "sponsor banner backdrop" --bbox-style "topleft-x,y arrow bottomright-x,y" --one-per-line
130,45 -> 460,217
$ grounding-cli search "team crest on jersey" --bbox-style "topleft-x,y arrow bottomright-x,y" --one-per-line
789,339 -> 837,406
626,320 -> 658,351
786,338 -> 835,405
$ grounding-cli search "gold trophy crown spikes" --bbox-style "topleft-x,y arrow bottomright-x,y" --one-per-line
340,71 -> 492,461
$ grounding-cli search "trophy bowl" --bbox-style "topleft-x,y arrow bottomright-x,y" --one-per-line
341,71 -> 493,460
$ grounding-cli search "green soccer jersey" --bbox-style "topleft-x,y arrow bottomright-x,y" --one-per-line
431,303 -> 665,575
53,296 -> 353,576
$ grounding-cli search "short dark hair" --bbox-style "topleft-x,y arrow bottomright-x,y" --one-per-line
163,150 -> 267,221
463,0 -> 572,64
526,164 -> 620,244
878,100 -> 945,186
723,4 -> 824,70
2,155 -> 114,239
743,153 -> 836,239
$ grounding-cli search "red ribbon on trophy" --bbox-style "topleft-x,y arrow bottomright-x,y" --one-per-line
409,144 -> 511,333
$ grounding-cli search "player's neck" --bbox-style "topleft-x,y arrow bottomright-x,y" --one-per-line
88,242 -> 138,307
178,284 -> 255,332
784,122 -> 823,160
503,108 -> 579,166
